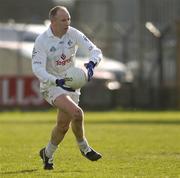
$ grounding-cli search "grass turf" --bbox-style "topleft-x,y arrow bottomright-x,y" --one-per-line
0,110 -> 180,178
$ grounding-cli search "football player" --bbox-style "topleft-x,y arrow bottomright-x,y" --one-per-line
32,6 -> 103,170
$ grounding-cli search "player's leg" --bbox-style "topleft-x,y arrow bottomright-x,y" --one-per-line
71,112 -> 84,141
50,110 -> 71,146
69,93 -> 102,161
40,94 -> 78,170
54,94 -> 86,143
53,94 -> 97,157
40,92 -> 101,170
53,94 -> 84,141
68,92 -> 85,142
44,110 -> 71,160
71,112 -> 102,161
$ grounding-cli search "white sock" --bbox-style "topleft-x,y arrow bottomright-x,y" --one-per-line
45,142 -> 58,158
78,138 -> 91,154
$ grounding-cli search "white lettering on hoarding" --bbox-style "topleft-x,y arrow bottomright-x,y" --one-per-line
0,77 -> 45,106
2,79 -> 15,105
16,79 -> 29,105
31,79 -> 44,105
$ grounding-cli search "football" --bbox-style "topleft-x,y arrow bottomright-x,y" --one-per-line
64,67 -> 88,89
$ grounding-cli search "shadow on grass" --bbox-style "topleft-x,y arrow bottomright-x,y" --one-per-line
1,119 -> 180,125
0,169 -> 91,175
0,169 -> 38,175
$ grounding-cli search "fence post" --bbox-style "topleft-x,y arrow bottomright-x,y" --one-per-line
176,21 -> 180,108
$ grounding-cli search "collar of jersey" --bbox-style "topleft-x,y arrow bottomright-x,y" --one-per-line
47,26 -> 70,39
47,27 -> 55,38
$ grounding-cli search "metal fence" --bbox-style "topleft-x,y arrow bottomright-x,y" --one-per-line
71,0 -> 180,109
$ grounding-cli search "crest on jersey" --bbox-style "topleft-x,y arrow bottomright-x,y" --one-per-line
50,46 -> 56,52
88,46 -> 93,51
67,40 -> 73,46
61,53 -> 66,60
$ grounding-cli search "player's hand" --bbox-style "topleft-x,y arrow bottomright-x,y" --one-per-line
84,61 -> 96,81
56,79 -> 75,92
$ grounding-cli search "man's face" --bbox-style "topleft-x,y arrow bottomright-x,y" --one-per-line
52,9 -> 71,34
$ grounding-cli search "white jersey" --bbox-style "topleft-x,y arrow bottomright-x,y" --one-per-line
32,26 -> 102,90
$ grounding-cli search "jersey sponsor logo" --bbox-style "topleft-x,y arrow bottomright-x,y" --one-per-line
56,58 -> 71,66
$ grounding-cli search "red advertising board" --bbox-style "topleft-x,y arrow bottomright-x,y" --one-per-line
0,76 -> 47,107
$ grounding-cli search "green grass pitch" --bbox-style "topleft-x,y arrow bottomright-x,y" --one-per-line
0,110 -> 180,178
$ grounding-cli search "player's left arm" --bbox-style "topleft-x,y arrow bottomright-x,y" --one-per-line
74,29 -> 103,80
75,30 -> 102,65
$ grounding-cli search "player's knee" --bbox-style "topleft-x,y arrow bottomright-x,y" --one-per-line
72,108 -> 83,122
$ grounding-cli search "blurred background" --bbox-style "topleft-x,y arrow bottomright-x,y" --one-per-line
0,0 -> 180,110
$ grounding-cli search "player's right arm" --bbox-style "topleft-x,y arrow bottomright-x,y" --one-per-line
32,37 -> 74,91
32,37 -> 57,84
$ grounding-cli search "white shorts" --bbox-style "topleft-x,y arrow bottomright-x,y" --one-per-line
40,86 -> 80,106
